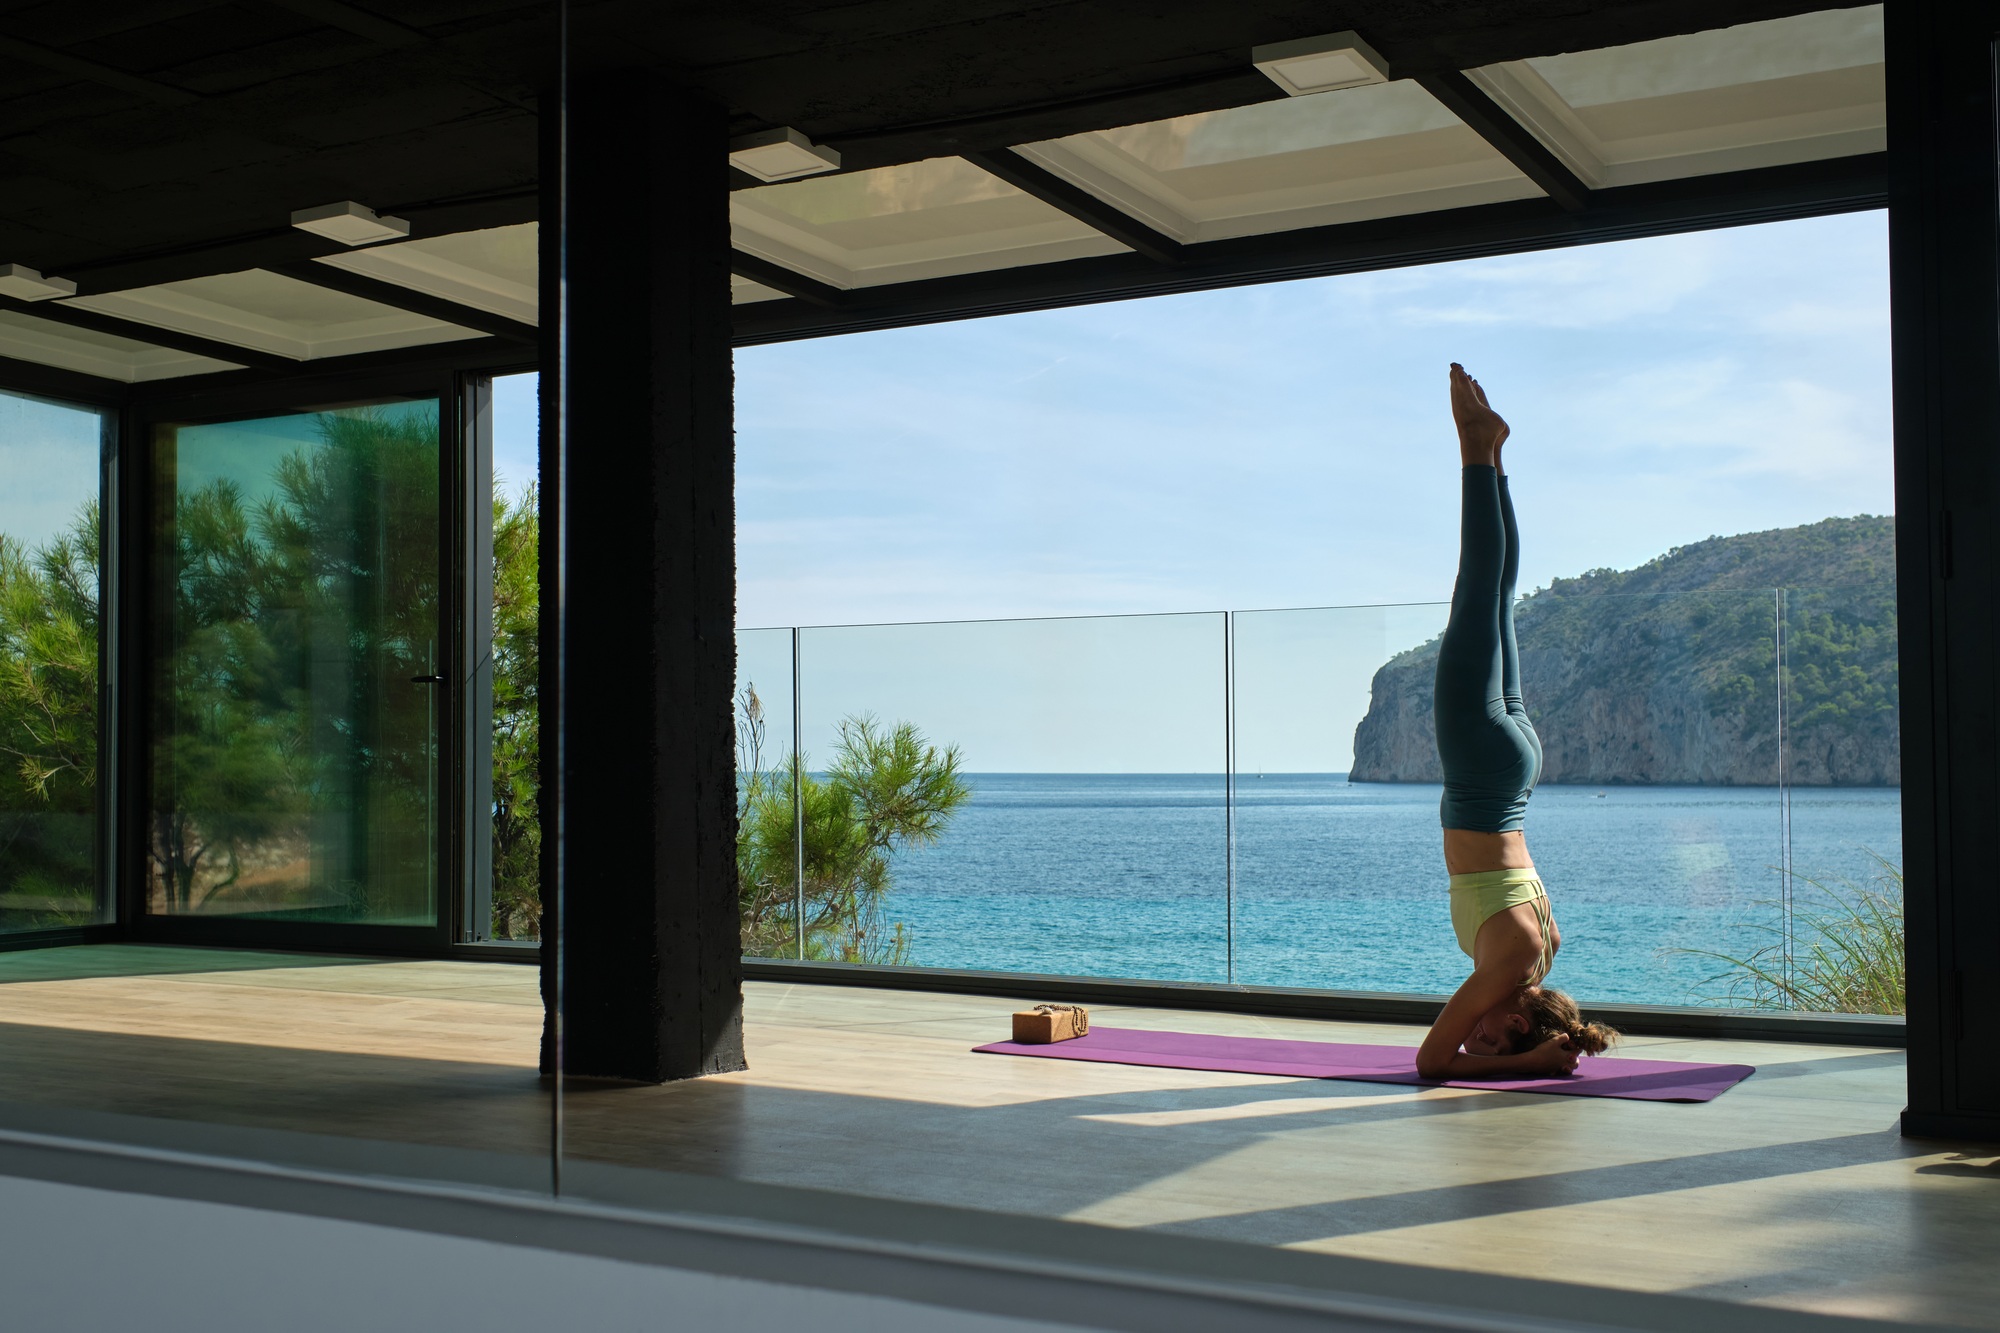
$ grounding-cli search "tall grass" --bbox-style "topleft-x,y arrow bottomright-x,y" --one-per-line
1679,853 -> 1903,1014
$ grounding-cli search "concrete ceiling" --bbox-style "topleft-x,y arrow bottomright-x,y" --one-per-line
0,0 -> 1866,290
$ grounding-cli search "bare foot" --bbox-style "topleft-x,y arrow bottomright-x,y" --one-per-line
1449,363 -> 1510,469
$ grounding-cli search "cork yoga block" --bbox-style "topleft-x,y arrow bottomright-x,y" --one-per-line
1011,1005 -> 1089,1044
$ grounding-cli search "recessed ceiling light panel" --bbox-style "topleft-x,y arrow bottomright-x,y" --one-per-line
729,128 -> 842,183
0,264 -> 77,301
291,201 -> 411,246
1252,31 -> 1392,96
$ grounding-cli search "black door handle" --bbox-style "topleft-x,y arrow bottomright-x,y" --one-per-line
410,674 -> 445,684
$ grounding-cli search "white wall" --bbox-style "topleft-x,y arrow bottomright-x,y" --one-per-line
0,1174 -> 1088,1333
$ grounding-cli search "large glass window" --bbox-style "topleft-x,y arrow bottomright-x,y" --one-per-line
149,401 -> 442,924
0,389 -> 108,934
483,372 -> 540,941
735,210 -> 1899,1014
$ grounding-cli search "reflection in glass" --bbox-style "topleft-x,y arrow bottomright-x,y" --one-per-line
150,402 -> 440,924
1234,591 -> 1790,1004
741,575 -> 1901,1012
736,627 -> 800,957
1231,603 -> 1456,994
1507,588 -> 1785,1006
1775,579 -> 1901,1013
0,389 -> 106,933
795,613 -> 1227,981
489,373 -> 541,940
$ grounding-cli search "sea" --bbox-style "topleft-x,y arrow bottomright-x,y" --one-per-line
877,773 -> 1904,1006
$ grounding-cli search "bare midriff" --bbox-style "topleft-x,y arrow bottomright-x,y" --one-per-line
1442,827 -> 1535,876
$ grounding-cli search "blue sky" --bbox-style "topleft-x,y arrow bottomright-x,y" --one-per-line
0,210 -> 1888,773
505,209 -> 1892,770
497,208 -> 1893,630
725,208 -> 1891,628
0,392 -> 102,552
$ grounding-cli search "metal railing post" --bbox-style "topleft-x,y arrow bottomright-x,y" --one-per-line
1776,587 -> 1793,1002
792,626 -> 805,961
1224,611 -> 1236,986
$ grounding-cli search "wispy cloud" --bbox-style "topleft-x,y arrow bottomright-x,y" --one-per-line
731,210 -> 1892,627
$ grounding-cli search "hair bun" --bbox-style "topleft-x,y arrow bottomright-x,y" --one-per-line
1512,987 -> 1621,1057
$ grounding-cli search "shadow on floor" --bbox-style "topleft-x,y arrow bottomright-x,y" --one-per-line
0,943 -> 390,984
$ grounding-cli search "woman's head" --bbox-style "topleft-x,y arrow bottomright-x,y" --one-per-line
1464,986 -> 1619,1057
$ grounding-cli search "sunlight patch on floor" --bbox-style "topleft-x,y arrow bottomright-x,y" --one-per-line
1077,1087 -> 1486,1126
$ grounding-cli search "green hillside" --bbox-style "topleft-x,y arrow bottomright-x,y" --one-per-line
1349,516 -> 1898,786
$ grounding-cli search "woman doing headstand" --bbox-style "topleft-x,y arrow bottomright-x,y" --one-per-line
1414,365 -> 1618,1081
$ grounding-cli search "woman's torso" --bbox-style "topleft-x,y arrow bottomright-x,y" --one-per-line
1442,827 -> 1534,876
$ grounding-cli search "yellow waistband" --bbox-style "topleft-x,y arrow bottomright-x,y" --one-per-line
1447,867 -> 1542,891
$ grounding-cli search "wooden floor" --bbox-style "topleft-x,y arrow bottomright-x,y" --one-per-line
1,946 -> 1994,1327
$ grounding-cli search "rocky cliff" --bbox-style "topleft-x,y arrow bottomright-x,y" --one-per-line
1349,516 -> 1899,786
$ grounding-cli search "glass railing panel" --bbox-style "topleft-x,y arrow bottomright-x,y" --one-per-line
1778,581 -> 1902,1014
737,626 -> 800,958
0,389 -> 108,935
1235,591 -> 1788,1006
794,612 -> 1228,981
1506,588 -> 1785,1007
1230,603 -> 1456,992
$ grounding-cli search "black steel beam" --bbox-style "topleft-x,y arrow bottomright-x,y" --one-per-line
0,296 -> 295,371
0,353 -> 128,404
729,252 -> 846,308
734,152 -> 1887,346
124,336 -> 530,405
269,261 -> 538,343
1413,70 -> 1592,213
962,148 -> 1189,265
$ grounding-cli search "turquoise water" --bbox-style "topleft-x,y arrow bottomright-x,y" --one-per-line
880,774 -> 1902,1006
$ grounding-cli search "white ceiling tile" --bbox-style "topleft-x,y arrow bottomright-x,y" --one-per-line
730,156 -> 1127,290
1020,81 -> 1541,244
0,310 -> 239,382
315,224 -> 538,325
1471,5 -> 1885,189
63,270 -> 483,361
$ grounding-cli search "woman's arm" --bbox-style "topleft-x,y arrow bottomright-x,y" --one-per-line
1418,968 -> 1514,1079
1420,1030 -> 1579,1081
1416,951 -> 1579,1081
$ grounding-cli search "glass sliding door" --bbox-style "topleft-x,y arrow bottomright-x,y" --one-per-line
149,399 -> 443,926
475,371 -> 540,942
0,388 -> 109,934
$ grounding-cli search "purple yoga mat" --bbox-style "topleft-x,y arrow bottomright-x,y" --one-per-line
973,1027 -> 1754,1102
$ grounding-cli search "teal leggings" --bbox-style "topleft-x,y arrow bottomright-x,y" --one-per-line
1434,465 -> 1542,832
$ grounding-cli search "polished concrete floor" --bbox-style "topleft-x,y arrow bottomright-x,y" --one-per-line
0,946 -> 1993,1327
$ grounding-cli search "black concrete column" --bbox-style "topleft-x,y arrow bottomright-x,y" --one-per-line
540,76 -> 745,1082
1888,0 -> 2000,1140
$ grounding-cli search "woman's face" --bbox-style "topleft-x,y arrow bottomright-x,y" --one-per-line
1464,998 -> 1526,1055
